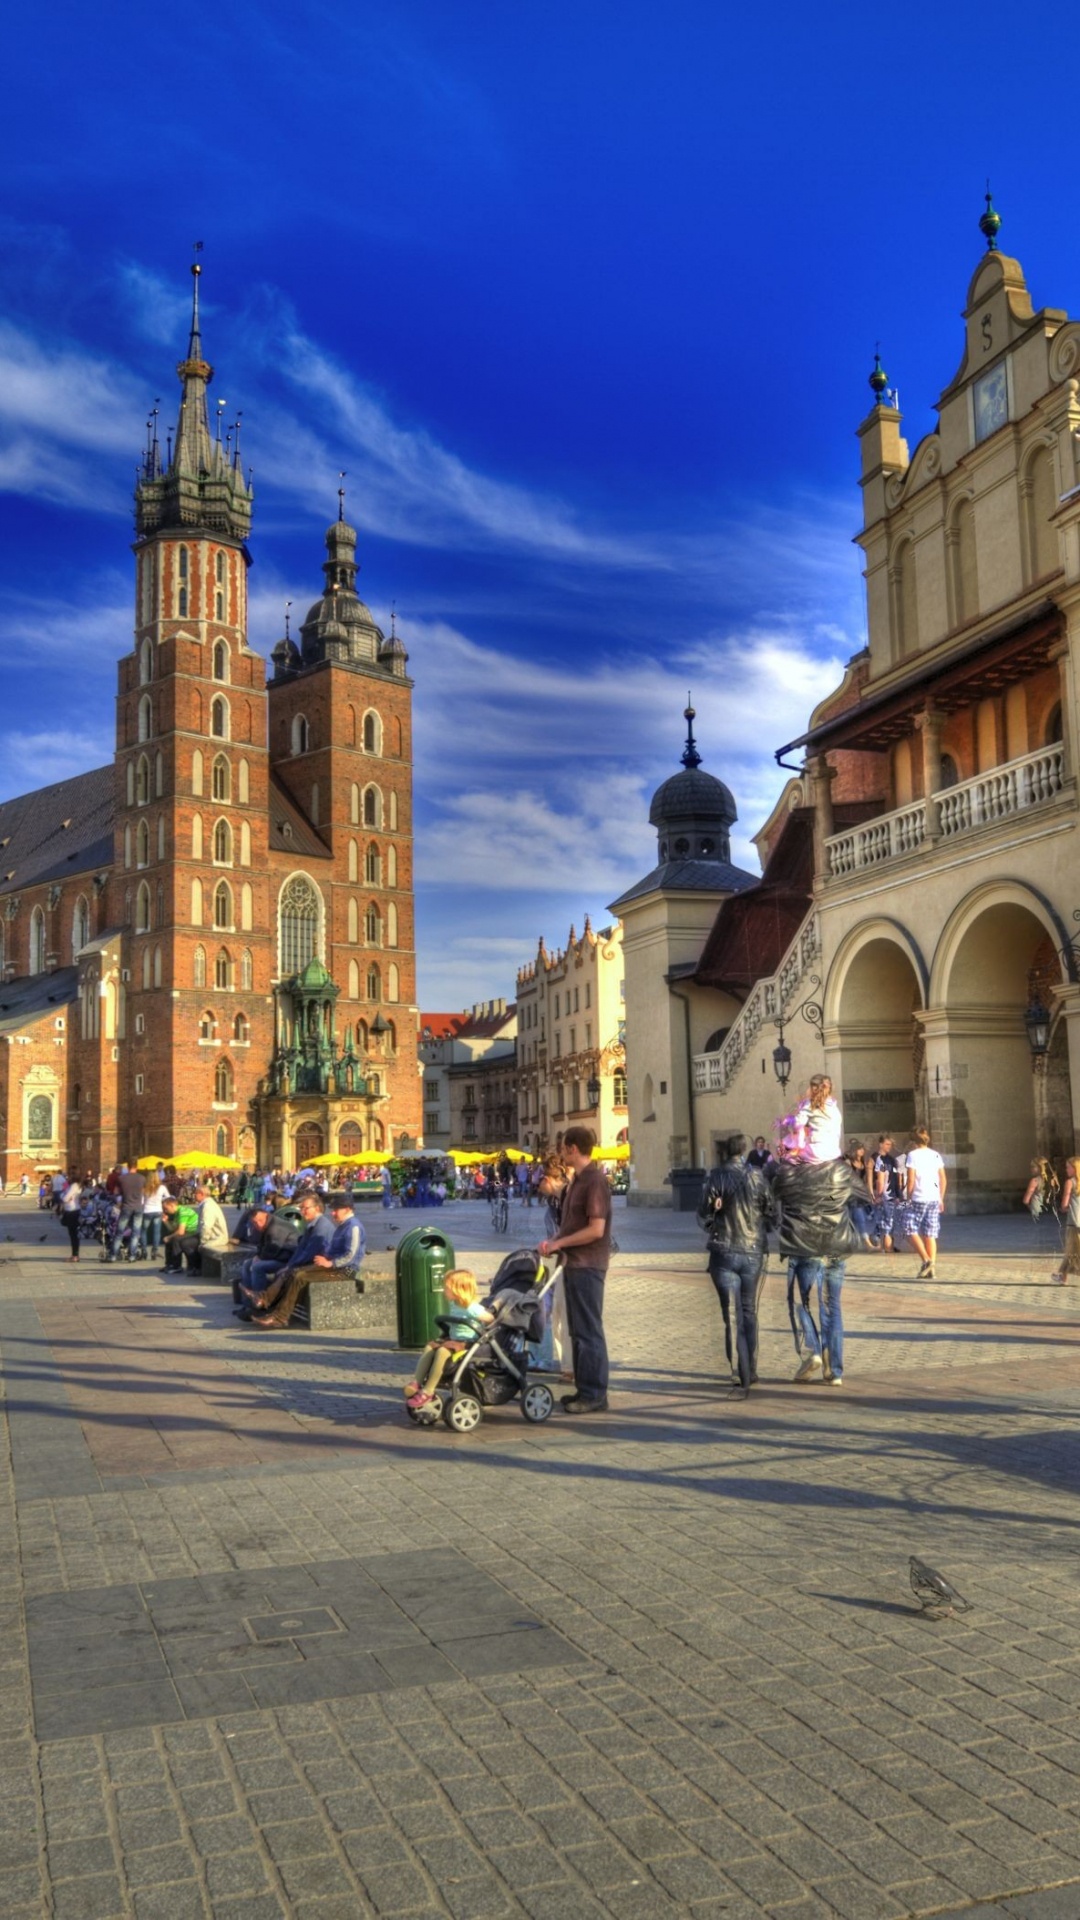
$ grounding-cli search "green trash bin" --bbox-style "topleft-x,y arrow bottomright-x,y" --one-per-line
395,1226 -> 457,1348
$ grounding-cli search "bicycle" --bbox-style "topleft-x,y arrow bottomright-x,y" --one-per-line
489,1183 -> 510,1233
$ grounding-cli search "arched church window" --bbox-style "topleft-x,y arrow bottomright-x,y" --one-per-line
213,818 -> 232,866
365,904 -> 381,945
240,881 -> 253,928
155,751 -> 164,797
193,945 -> 206,988
239,822 -> 251,868
386,845 -> 397,888
138,695 -> 153,742
213,881 -> 232,930
237,758 -> 249,804
213,638 -> 228,681
350,782 -> 360,824
192,815 -> 203,861
192,749 -> 204,796
233,1012 -> 249,1043
199,1009 -> 216,1041
386,902 -> 398,947
367,963 -> 381,1001
349,959 -> 360,998
212,755 -> 230,801
215,554 -> 226,626
363,785 -> 381,828
177,544 -> 188,618
210,695 -> 229,740
215,948 -> 232,990
135,882 -> 151,933
348,840 -> 358,883
136,819 -> 150,868
153,944 -> 162,988
348,898 -> 359,943
389,791 -> 398,830
191,877 -> 203,925
72,896 -> 89,957
278,873 -> 321,976
126,761 -> 135,807
291,714 -> 310,755
363,710 -> 381,755
365,844 -> 380,885
139,638 -> 153,684
387,963 -> 399,1003
240,947 -> 253,991
136,756 -> 150,806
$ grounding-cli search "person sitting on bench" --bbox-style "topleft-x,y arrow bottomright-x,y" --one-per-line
254,1193 -> 365,1328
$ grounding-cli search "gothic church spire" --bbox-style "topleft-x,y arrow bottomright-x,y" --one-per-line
135,258 -> 253,544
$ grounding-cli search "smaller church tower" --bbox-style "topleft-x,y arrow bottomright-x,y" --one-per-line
257,494 -> 420,1162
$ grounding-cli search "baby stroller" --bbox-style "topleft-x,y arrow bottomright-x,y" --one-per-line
406,1249 -> 562,1434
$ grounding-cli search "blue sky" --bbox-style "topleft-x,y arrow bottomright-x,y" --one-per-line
2,0 -> 1076,1007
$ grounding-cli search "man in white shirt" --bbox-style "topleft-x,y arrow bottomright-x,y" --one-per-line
904,1126 -> 947,1279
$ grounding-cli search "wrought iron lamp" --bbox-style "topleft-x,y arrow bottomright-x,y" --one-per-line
1024,997 -> 1051,1060
772,975 -> 824,1090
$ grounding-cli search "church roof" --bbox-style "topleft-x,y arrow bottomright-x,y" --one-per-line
0,765 -> 114,898
267,774 -> 331,859
0,965 -> 79,1036
609,856 -> 757,913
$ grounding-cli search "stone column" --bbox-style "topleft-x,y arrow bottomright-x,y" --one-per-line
1048,636 -> 1077,783
916,706 -> 945,843
807,754 -> 836,883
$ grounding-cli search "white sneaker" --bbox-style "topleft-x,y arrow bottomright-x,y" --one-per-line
793,1355 -> 823,1383
828,1373 -> 843,1386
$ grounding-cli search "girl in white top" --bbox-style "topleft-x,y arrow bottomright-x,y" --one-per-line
60,1178 -> 83,1261
904,1126 -> 947,1278
1054,1157 -> 1080,1286
141,1175 -> 166,1258
790,1075 -> 844,1164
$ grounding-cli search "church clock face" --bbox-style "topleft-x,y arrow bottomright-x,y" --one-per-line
974,363 -> 1008,443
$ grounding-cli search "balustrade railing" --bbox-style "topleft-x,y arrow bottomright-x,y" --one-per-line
692,912 -> 819,1096
937,743 -> 1064,839
825,743 -> 1067,878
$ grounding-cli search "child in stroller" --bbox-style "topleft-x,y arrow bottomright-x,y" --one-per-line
404,1249 -> 562,1433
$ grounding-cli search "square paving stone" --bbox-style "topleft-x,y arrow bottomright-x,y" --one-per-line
245,1608 -> 341,1643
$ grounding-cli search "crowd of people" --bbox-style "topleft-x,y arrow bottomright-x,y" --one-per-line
698,1078 -> 949,1396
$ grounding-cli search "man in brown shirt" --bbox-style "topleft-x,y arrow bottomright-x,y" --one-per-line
539,1125 -> 611,1413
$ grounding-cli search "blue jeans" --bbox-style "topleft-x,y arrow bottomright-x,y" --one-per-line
564,1266 -> 608,1399
790,1258 -> 822,1358
790,1257 -> 845,1371
111,1207 -> 143,1259
140,1214 -> 163,1255
707,1248 -> 764,1387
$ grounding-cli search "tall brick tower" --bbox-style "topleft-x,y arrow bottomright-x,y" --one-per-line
113,259 -> 270,1162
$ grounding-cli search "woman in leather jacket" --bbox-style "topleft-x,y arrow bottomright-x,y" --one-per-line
697,1134 -> 779,1393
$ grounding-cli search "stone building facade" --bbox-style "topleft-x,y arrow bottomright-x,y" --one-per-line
0,266 -> 420,1181
418,1002 -> 517,1151
618,207 -> 1080,1207
446,1047 -> 518,1151
515,919 -> 626,1153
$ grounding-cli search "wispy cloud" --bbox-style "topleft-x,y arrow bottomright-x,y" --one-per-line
0,726 -> 114,791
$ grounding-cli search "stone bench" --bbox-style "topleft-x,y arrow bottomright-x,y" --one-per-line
296,1260 -> 395,1332
197,1247 -> 250,1289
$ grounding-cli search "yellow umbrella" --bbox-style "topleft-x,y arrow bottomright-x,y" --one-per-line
597,1142 -> 630,1162
134,1154 -> 164,1171
305,1152 -> 350,1167
170,1151 -> 243,1171
354,1150 -> 394,1166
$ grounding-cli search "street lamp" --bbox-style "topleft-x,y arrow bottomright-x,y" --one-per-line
586,1072 -> 601,1108
1024,997 -> 1051,1060
771,975 -> 823,1091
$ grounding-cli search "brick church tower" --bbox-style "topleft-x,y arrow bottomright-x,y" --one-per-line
49,262 -> 421,1173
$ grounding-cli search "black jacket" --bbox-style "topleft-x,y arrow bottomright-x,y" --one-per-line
697,1160 -> 779,1257
770,1157 -> 863,1260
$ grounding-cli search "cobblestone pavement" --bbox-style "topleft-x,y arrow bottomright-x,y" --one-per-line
2,1196 -> 1080,1918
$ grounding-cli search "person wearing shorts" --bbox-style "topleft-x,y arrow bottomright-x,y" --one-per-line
904,1126 -> 947,1279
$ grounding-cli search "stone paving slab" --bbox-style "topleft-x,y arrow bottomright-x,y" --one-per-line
5,1201 -> 1080,1917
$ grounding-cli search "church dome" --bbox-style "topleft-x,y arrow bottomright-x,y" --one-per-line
647,704 -> 737,864
649,765 -> 736,830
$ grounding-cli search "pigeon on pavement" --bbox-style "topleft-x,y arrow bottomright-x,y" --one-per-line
909,1556 -> 972,1616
